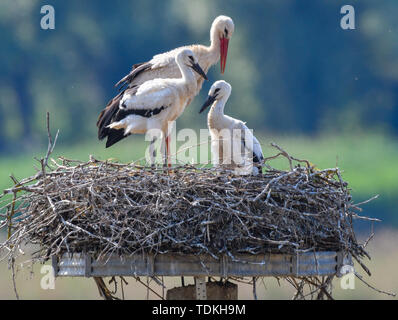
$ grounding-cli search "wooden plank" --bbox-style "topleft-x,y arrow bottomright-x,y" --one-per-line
54,251 -> 346,278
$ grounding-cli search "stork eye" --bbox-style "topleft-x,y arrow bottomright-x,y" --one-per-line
214,88 -> 220,94
188,55 -> 194,62
224,27 -> 228,37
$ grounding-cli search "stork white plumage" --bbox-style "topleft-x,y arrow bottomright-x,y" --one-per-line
97,16 -> 234,150
199,80 -> 264,175
115,15 -> 234,95
97,49 -> 207,166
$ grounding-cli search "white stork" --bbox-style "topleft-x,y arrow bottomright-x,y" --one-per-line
199,80 -> 264,175
97,49 -> 207,165
97,15 -> 234,153
115,15 -> 234,95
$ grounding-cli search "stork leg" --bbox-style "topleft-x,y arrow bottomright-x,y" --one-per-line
149,136 -> 157,168
166,135 -> 171,168
161,134 -> 171,168
161,135 -> 167,168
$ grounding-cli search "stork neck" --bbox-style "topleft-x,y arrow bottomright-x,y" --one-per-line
210,98 -> 227,116
209,32 -> 221,58
177,61 -> 197,87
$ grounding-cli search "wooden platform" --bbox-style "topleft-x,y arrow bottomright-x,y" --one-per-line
52,251 -> 352,278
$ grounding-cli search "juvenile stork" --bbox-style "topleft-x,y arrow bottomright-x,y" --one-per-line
97,16 -> 234,152
97,49 -> 207,165
199,81 -> 264,175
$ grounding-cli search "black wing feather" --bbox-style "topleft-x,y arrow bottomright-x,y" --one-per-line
115,62 -> 152,91
97,61 -> 161,148
104,105 -> 167,148
97,85 -> 139,139
105,129 -> 130,148
97,92 -> 123,140
241,136 -> 264,173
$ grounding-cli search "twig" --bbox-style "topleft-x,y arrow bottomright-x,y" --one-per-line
11,258 -> 19,300
252,277 -> 258,300
135,277 -> 164,300
44,112 -> 59,168
355,272 -> 396,297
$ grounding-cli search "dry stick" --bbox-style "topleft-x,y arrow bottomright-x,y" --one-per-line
352,253 -> 372,276
135,277 -> 164,300
162,276 -> 165,300
353,195 -> 379,208
4,175 -> 21,239
270,142 -> 315,172
252,171 -> 296,202
108,276 -> 118,294
44,111 -> 60,168
362,232 -> 374,249
5,112 -> 59,239
151,276 -> 167,289
319,276 -> 334,300
33,112 -> 59,176
120,276 -> 128,300
146,277 -> 150,300
303,276 -> 334,300
7,192 -> 17,239
270,143 -> 293,171
354,272 -> 396,297
11,257 -> 19,300
252,277 -> 258,300
9,175 -> 19,185
290,277 -> 306,300
262,152 -> 284,163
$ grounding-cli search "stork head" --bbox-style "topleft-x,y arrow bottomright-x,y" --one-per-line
199,80 -> 232,113
210,15 -> 234,74
176,49 -> 208,80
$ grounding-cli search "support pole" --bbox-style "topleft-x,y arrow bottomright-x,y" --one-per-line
195,276 -> 207,300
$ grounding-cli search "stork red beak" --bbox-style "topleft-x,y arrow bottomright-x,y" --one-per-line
220,37 -> 229,74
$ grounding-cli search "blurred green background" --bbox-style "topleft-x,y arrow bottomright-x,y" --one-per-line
0,0 -> 397,299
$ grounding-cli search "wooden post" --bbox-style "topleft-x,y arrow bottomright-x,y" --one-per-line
166,278 -> 238,300
195,276 -> 207,300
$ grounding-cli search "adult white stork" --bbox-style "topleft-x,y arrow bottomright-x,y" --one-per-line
115,15 -> 234,95
97,49 -> 207,165
199,80 -> 264,175
97,15 -> 234,152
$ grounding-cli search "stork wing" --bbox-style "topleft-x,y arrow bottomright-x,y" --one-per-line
121,81 -> 175,111
99,45 -> 192,146
150,48 -> 181,68
98,84 -> 173,148
236,122 -> 264,164
97,85 -> 140,140
115,62 -> 153,91
115,46 -> 188,91
97,91 -> 124,140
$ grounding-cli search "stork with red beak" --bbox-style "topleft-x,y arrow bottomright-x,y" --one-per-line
98,15 -> 234,158
115,15 -> 234,91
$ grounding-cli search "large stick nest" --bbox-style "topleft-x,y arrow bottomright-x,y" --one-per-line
0,143 -> 374,270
